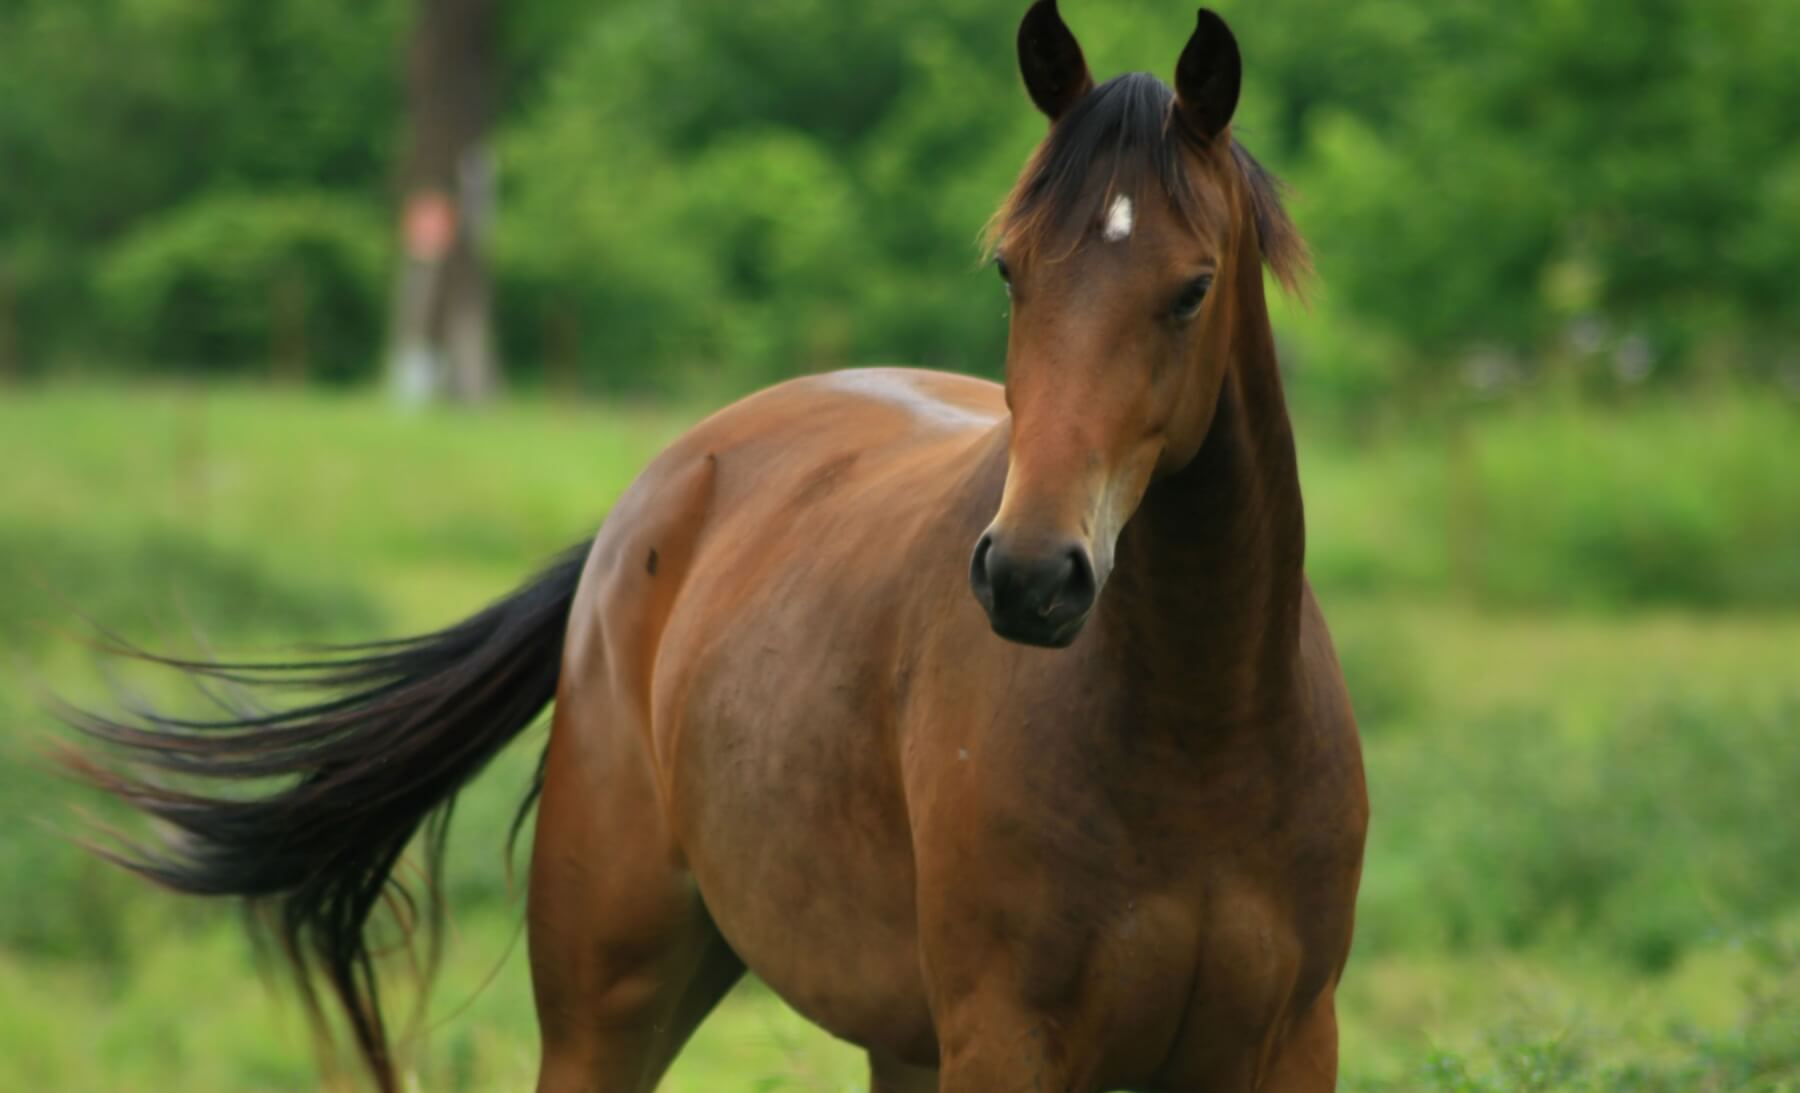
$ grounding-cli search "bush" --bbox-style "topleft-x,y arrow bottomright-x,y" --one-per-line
1463,398 -> 1800,610
492,1 -> 1020,396
1359,695 -> 1800,969
1304,395 -> 1800,612
96,192 -> 387,382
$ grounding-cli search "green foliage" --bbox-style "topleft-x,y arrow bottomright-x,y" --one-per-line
1460,399 -> 1800,610
1302,395 -> 1800,611
6,0 -> 1798,397
95,192 -> 387,380
1297,0 -> 1800,388
0,0 -> 400,374
494,0 -> 1028,391
1356,941 -> 1800,1091
1330,618 -> 1425,732
1360,695 -> 1800,970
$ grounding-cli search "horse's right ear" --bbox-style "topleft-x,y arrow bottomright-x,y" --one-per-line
1017,1 -> 1093,122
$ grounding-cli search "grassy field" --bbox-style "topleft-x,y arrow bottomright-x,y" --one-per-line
2,385 -> 1796,1091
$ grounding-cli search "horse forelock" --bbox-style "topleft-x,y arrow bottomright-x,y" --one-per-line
984,72 -> 1308,292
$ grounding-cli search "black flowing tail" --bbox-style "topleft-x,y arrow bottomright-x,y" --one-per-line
58,541 -> 591,1092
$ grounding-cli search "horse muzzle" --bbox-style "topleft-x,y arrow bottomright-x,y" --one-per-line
969,530 -> 1098,648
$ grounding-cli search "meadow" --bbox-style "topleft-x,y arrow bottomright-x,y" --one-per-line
1,385 -> 1796,1091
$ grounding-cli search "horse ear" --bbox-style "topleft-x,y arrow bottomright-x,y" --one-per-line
1017,0 -> 1093,122
1173,8 -> 1242,144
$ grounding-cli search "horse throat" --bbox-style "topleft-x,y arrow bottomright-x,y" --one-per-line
1103,318 -> 1306,716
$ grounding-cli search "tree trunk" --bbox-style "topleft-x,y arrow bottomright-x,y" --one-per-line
388,0 -> 499,405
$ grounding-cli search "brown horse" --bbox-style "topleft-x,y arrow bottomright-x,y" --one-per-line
65,4 -> 1366,1090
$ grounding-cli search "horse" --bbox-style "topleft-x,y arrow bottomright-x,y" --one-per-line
63,4 -> 1367,1090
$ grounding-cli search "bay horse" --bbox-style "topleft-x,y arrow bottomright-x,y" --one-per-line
65,4 -> 1367,1090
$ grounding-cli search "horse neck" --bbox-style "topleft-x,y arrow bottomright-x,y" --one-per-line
1102,289 -> 1306,721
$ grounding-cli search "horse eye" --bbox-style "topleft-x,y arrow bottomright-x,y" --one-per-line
1172,274 -> 1214,321
993,259 -> 1022,300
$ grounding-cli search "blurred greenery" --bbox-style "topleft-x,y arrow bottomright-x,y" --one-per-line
1,389 -> 1796,1089
3,0 -> 1798,401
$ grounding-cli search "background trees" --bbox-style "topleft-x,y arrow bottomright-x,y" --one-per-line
1,0 -> 1795,407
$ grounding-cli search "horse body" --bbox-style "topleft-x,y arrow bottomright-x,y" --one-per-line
68,7 -> 1369,1091
530,365 -> 1364,1090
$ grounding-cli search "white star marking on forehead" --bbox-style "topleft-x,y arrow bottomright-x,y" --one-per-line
1102,195 -> 1134,242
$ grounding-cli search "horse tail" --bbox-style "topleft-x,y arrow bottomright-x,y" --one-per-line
57,540 -> 592,1092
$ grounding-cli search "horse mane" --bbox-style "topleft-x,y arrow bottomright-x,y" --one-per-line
985,72 -> 1310,295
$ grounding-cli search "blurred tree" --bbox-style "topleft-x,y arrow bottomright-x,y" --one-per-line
390,0 -> 500,404
95,193 -> 386,383
1296,0 -> 1800,394
0,0 -> 400,378
1,0 -> 1796,403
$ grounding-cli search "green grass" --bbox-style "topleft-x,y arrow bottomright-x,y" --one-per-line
2,383 -> 1796,1090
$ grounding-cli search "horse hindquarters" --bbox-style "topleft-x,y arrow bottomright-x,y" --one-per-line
527,454 -> 746,1093
527,667 -> 744,1093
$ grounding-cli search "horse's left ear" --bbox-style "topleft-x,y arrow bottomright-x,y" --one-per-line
1173,8 -> 1241,144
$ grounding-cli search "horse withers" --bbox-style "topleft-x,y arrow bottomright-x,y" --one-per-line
65,4 -> 1367,1090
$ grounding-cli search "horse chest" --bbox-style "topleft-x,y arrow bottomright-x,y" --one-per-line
911,721 -> 1356,1086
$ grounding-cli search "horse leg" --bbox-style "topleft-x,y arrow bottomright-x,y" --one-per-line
933,1030 -> 1093,1091
926,976 -> 1103,1093
1260,987 -> 1339,1092
869,1053 -> 939,1093
527,675 -> 742,1092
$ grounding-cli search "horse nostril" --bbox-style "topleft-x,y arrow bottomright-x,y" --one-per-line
1038,547 -> 1095,618
969,532 -> 997,605
1064,547 -> 1096,605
